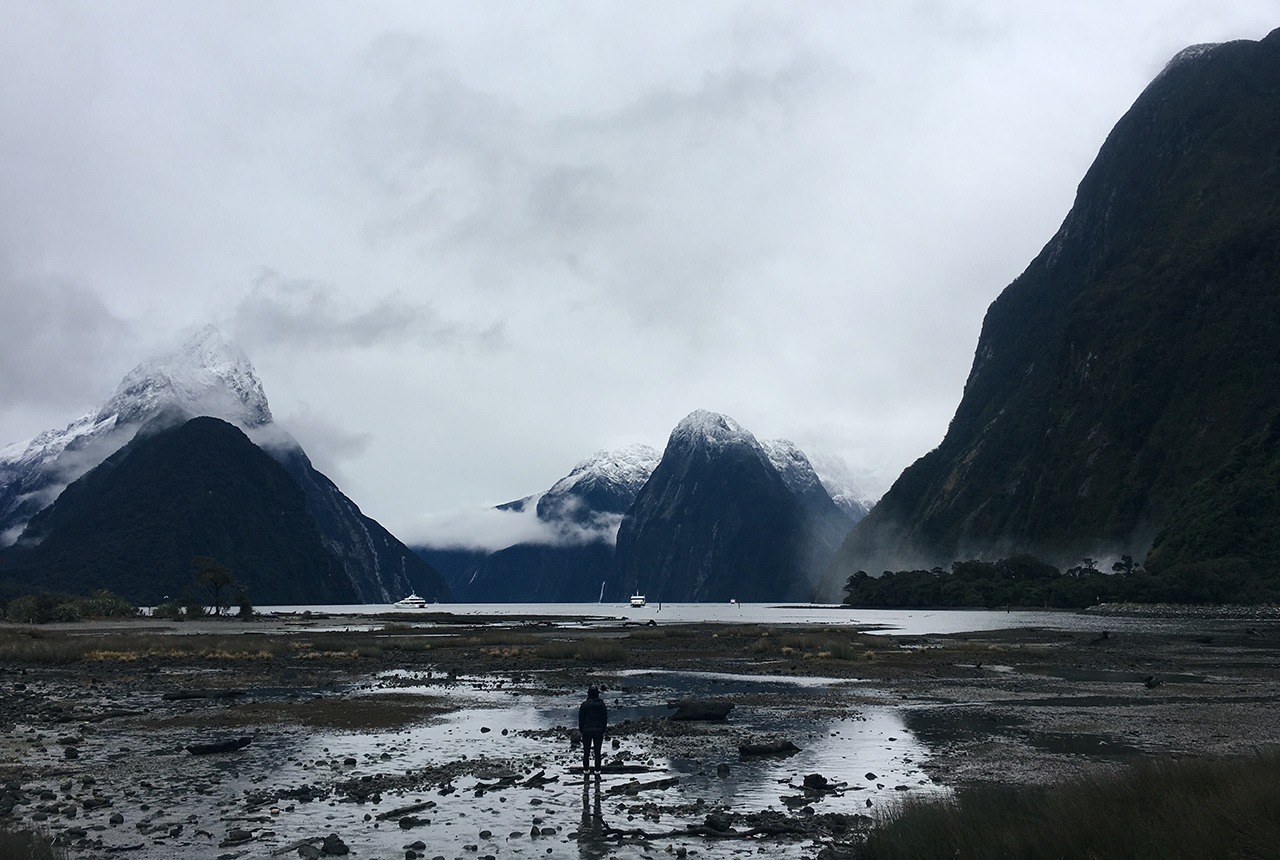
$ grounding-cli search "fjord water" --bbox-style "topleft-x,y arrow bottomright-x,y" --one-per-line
257,602 -> 1195,637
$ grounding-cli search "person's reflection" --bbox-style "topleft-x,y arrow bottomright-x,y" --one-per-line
578,775 -> 607,859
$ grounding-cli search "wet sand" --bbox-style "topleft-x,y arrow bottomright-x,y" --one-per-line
2,611 -> 1279,858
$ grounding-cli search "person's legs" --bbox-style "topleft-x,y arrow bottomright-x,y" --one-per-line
582,735 -> 592,771
591,734 -> 603,772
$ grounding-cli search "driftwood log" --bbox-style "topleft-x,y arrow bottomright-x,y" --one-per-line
163,690 -> 244,701
185,736 -> 253,755
738,739 -> 801,759
667,699 -> 734,721
605,776 -> 680,796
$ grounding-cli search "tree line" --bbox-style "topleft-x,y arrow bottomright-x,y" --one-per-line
843,554 -> 1280,608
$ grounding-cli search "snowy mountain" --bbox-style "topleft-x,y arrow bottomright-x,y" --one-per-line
803,452 -> 876,522
612,410 -> 855,602
0,326 -> 447,603
418,444 -> 660,602
536,444 -> 661,532
419,412 -> 863,603
0,326 -> 266,545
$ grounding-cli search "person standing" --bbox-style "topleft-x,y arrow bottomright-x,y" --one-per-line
578,685 -> 608,775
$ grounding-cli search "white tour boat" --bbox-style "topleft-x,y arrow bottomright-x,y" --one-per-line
629,593 -> 646,607
393,593 -> 428,609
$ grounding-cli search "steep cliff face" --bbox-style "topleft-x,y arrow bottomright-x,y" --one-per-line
613,411 -> 849,602
825,30 -> 1280,596
271,444 -> 450,603
5,416 -> 357,606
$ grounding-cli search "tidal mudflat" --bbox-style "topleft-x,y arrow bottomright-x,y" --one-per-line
2,609 -> 1279,859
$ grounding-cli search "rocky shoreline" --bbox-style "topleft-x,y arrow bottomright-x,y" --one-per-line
2,611 -> 1279,859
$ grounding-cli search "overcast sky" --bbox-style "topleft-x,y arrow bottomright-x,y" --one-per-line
1,2 -> 1275,542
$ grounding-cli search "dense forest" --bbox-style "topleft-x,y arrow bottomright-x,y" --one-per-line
842,554 -> 1280,609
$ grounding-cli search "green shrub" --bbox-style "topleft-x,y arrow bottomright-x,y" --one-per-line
181,592 -> 206,618
153,601 -> 183,620
5,595 -> 43,624
76,590 -> 138,618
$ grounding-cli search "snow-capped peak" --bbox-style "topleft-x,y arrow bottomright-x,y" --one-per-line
669,410 -> 760,453
1149,42 -> 1223,90
1,325 -> 274,546
97,325 -> 271,428
760,439 -> 824,497
545,444 -> 661,499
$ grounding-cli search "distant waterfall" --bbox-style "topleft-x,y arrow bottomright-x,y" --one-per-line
598,581 -> 605,603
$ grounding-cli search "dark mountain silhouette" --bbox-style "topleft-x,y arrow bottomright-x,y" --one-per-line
4,414 -> 358,606
272,445 -> 449,603
613,411 -> 852,602
824,30 -> 1280,599
0,326 -> 448,604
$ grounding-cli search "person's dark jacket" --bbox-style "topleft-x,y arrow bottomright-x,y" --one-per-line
579,693 -> 607,735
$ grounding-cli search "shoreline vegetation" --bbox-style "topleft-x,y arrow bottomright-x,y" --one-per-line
842,555 -> 1280,608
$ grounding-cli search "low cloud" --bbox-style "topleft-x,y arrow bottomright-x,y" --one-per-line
0,272 -> 131,412
404,497 -> 623,553
229,270 -> 503,352
265,404 -> 373,487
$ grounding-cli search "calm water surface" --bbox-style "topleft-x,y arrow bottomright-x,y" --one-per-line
254,603 -> 1209,636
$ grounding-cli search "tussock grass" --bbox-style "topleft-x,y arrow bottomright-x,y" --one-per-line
0,630 -> 293,664
460,631 -> 542,648
0,827 -> 60,860
744,627 -> 876,661
539,639 -> 627,663
861,751 -> 1280,860
627,625 -> 704,641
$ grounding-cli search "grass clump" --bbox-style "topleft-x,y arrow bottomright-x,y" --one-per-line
744,627 -> 875,661
0,828 -> 60,860
628,625 -> 704,641
460,630 -> 542,648
0,630 -> 293,665
860,751 -> 1280,860
539,638 -> 628,663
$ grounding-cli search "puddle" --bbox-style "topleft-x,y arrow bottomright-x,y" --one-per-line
1029,668 -> 1205,685
21,673 -> 941,860
1024,732 -> 1143,759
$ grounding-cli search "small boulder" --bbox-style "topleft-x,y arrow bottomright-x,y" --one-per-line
321,833 -> 350,855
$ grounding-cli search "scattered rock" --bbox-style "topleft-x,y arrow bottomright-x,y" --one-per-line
321,833 -> 349,855
220,829 -> 253,847
739,740 -> 800,759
